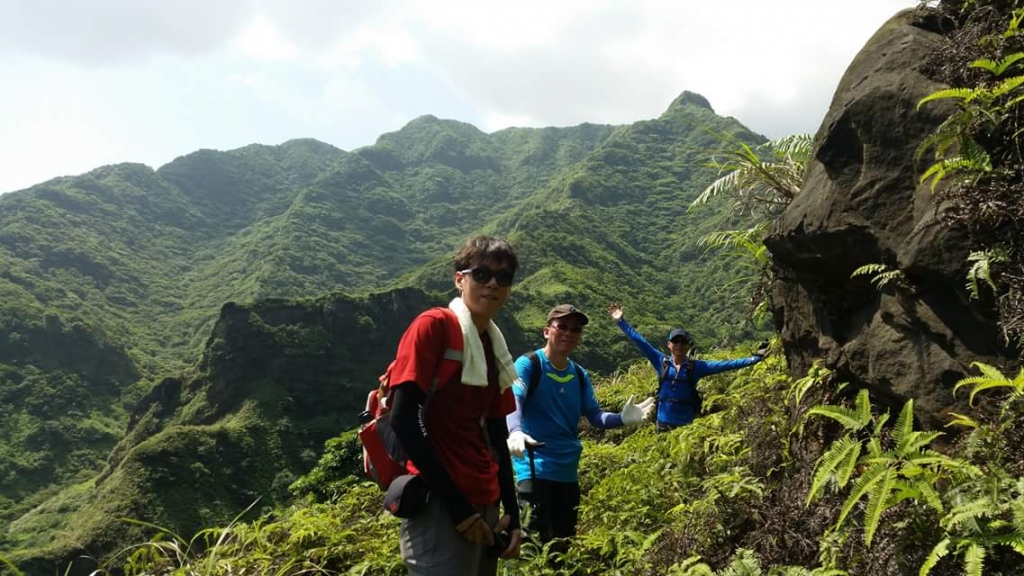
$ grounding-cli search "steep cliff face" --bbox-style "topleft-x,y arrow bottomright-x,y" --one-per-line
765,8 -> 1021,428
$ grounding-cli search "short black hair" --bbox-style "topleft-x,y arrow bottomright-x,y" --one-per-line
453,235 -> 519,276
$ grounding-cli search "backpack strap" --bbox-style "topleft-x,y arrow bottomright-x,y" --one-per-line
383,308 -> 462,414
656,358 -> 670,398
424,308 -> 464,412
526,351 -> 542,398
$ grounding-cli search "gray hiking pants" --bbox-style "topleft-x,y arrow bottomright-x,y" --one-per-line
400,496 -> 500,576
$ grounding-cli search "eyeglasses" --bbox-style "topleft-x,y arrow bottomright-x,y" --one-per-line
459,267 -> 515,287
550,322 -> 583,334
670,338 -> 691,345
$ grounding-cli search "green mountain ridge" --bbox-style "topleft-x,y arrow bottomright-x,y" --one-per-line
0,91 -> 767,561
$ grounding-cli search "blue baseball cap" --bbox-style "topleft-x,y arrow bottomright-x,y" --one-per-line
667,328 -> 691,343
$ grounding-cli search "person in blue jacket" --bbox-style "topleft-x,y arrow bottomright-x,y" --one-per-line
607,304 -> 768,432
505,304 -> 654,543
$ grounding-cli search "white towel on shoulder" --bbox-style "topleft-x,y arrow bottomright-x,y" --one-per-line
449,297 -> 517,391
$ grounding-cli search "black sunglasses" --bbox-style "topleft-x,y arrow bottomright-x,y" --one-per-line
670,337 -> 691,345
550,322 -> 583,334
460,267 -> 515,287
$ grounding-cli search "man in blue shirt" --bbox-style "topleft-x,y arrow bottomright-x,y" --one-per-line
607,304 -> 767,431
505,304 -> 654,543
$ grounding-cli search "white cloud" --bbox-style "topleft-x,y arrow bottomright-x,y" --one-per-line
231,14 -> 299,60
319,26 -> 420,68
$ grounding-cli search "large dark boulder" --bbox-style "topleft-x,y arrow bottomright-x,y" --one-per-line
765,8 -> 1020,427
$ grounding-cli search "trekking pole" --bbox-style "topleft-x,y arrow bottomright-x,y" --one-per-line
524,440 -> 545,538
525,440 -> 545,487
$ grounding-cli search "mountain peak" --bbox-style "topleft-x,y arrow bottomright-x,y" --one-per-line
666,91 -> 715,113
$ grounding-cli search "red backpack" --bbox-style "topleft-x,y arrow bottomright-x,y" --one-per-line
358,308 -> 464,490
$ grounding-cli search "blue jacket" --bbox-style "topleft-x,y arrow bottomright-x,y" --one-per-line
616,318 -> 761,427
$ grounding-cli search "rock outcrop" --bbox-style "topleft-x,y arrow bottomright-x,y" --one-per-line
765,8 -> 1021,428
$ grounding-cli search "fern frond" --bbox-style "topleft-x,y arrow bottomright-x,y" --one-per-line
969,379 -> 1021,406
963,542 -> 985,576
966,249 -> 1005,299
694,170 -> 743,207
899,431 -> 944,456
991,74 -> 1024,98
721,548 -> 763,576
945,411 -> 980,428
1006,93 -> 1024,108
919,538 -> 950,576
851,264 -> 889,278
807,405 -> 867,430
915,112 -> 968,160
771,133 -> 813,159
904,450 -> 959,468
866,437 -> 884,458
808,436 -> 862,503
1012,539 -> 1024,556
943,499 -> 992,531
975,361 -> 1014,381
970,57 -> 1000,74
864,466 -> 897,546
872,412 -> 890,437
670,556 -> 715,576
854,389 -> 872,427
893,399 -> 915,452
920,155 -> 991,191
837,464 -> 890,532
970,52 -> 1024,76
918,88 -> 976,109
919,482 -> 944,513
954,362 -> 1023,405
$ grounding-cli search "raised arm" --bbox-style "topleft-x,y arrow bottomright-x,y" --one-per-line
607,304 -> 664,369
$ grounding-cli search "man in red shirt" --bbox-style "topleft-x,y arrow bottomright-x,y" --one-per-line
389,235 -> 522,575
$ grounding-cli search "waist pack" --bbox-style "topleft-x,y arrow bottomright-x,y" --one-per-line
358,307 -> 463,491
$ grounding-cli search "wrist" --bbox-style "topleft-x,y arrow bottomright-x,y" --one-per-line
446,497 -> 477,526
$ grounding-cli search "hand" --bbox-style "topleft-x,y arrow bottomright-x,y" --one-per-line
456,513 -> 494,547
607,303 -> 624,321
506,431 -> 539,458
494,515 -> 522,559
502,529 -> 522,559
754,340 -> 770,358
620,395 -> 656,426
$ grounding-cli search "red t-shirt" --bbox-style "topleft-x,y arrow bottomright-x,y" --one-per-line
389,311 -> 515,506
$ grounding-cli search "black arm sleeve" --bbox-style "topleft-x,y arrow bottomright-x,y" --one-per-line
389,381 -> 476,525
486,416 -> 521,531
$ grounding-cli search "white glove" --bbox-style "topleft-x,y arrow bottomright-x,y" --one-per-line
506,431 -> 539,458
621,395 -> 656,426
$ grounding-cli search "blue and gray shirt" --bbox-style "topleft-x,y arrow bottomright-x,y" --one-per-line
506,349 -> 623,484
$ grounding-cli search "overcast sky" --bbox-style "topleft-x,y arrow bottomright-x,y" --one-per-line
0,0 -> 913,194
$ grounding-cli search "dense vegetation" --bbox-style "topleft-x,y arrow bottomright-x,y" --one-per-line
24,346 -> 1022,575
917,0 -> 1024,351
